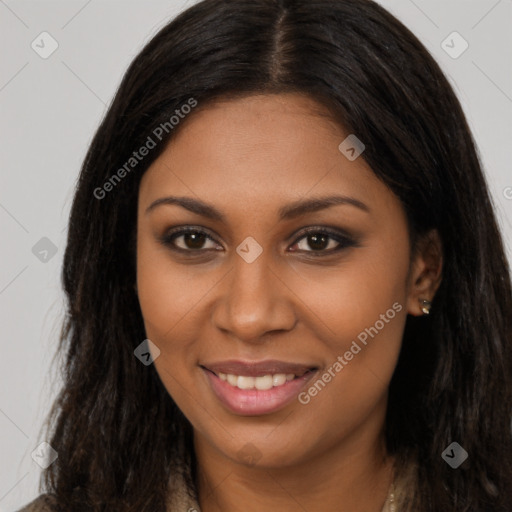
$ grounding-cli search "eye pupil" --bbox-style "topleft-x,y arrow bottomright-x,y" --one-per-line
184,232 -> 206,249
308,233 -> 329,251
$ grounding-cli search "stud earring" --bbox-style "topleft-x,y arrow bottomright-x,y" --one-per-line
420,298 -> 432,315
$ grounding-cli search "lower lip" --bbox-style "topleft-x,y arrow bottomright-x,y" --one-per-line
202,367 -> 317,416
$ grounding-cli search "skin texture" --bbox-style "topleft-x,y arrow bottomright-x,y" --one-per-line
136,93 -> 442,512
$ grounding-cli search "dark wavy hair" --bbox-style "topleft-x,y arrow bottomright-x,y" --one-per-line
40,0 -> 512,510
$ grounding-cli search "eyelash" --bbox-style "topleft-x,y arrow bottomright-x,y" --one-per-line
159,226 -> 357,257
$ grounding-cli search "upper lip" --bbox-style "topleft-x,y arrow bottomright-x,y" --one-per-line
201,359 -> 318,377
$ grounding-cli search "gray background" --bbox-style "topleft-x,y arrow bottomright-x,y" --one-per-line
1,0 -> 511,509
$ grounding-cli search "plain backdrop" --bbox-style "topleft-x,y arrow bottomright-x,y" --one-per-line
1,0 -> 511,509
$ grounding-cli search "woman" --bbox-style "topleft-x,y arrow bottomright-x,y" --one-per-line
18,0 -> 512,510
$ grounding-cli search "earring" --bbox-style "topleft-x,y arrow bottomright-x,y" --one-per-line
420,298 -> 432,315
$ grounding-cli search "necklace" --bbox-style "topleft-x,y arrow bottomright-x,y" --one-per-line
387,481 -> 396,512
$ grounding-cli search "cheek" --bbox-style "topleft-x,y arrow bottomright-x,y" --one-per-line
290,277 -> 407,445
135,231 -> 203,391
136,253 -> 202,419
288,236 -> 409,395
136,228 -> 215,341
289,239 -> 409,343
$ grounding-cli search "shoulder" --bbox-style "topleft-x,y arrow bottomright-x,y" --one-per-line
15,494 -> 58,512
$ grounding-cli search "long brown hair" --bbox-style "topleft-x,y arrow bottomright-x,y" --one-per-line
42,0 -> 512,510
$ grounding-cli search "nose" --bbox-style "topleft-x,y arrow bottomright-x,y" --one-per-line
212,252 -> 297,343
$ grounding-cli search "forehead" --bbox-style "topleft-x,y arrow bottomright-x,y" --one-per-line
139,93 -> 389,217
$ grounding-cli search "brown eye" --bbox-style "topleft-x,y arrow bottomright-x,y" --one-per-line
161,228 -> 221,252
289,228 -> 356,255
178,231 -> 208,250
297,233 -> 336,251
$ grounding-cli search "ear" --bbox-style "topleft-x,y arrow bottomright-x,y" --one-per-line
406,229 -> 443,316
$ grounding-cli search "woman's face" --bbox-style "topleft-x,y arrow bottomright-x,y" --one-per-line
136,93 -> 426,469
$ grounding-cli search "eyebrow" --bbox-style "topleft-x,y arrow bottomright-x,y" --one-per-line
145,194 -> 370,221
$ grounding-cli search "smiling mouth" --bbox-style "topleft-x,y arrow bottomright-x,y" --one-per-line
200,364 -> 319,416
201,366 -> 317,391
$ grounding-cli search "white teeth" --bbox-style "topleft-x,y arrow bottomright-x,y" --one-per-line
217,372 -> 298,390
272,374 -> 286,386
254,375 -> 273,390
237,376 -> 255,389
226,373 -> 237,386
